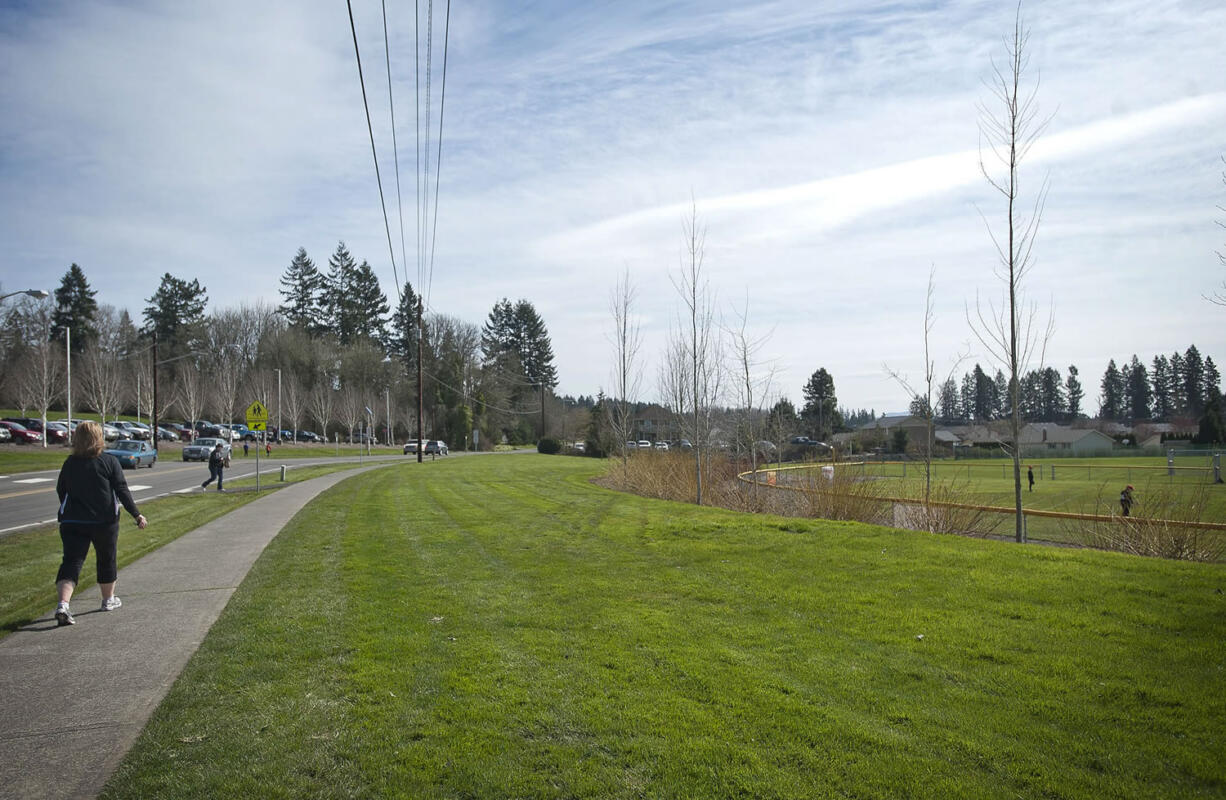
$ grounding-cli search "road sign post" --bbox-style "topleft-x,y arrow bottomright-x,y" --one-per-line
246,401 -> 269,492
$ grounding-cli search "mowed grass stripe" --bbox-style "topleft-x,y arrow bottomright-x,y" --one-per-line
104,455 -> 1225,799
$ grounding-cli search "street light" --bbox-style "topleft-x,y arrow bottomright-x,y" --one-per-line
0,289 -> 49,302
273,368 -> 282,444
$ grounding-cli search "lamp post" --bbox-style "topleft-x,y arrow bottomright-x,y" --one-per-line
274,368 -> 282,444
0,289 -> 49,302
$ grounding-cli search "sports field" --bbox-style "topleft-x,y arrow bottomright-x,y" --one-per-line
101,455 -> 1223,799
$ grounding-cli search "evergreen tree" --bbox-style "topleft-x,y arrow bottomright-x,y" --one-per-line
481,298 -> 518,364
801,368 -> 839,438
1099,359 -> 1124,420
970,365 -> 994,421
1194,392 -> 1225,445
513,300 -> 558,390
959,372 -> 975,421
1151,355 -> 1173,421
1183,345 -> 1206,417
1169,351 -> 1186,414
389,282 -> 422,372
323,242 -> 359,343
993,369 -> 1009,419
1038,366 -> 1065,422
349,261 -> 390,346
1204,356 -> 1222,411
937,377 -> 960,423
1066,365 -> 1083,419
1124,355 -> 1151,421
142,273 -> 208,355
50,263 -> 98,353
768,398 -> 800,435
1018,369 -> 1042,420
278,247 -> 324,331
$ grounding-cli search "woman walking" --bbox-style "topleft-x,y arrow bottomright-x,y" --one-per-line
53,421 -> 147,626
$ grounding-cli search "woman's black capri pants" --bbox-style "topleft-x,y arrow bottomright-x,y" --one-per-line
56,521 -> 120,585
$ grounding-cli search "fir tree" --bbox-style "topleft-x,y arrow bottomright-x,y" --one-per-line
513,300 -> 557,390
1125,355 -> 1151,421
323,242 -> 359,344
142,273 -> 208,355
1066,365 -> 1083,419
801,368 -> 839,438
1151,355 -> 1173,421
1169,351 -> 1186,414
349,260 -> 390,346
50,263 -> 98,353
278,247 -> 324,331
1204,356 -> 1222,410
1183,345 -> 1206,416
1099,359 -> 1124,420
389,282 -> 422,372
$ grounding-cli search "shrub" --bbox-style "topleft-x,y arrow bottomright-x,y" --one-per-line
537,437 -> 562,455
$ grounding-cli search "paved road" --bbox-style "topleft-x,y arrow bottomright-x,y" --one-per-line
0,451 -> 438,535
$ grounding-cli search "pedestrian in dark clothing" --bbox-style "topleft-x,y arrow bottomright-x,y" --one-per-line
53,421 -> 147,626
243,441 -> 249,457
1120,485 -> 1134,517
1027,466 -> 1035,492
201,443 -> 227,491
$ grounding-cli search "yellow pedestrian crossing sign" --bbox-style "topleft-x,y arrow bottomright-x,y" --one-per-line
246,400 -> 269,430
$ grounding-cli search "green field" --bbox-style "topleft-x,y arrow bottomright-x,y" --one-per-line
765,457 -> 1226,539
101,455 -> 1224,799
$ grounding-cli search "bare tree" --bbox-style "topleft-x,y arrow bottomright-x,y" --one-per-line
969,3 -> 1054,543
338,385 -> 363,442
726,293 -> 776,495
307,377 -> 336,441
886,268 -> 968,526
608,268 -> 643,479
78,344 -> 125,428
671,199 -> 721,504
657,330 -> 690,437
1208,155 -> 1226,306
174,363 -> 208,429
14,302 -> 63,442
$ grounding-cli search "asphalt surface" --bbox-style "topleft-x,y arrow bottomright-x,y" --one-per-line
0,464 -> 391,800
0,450 -> 426,535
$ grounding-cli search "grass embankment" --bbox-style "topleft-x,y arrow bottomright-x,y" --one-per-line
0,444 -> 408,475
104,455 -> 1224,799
0,463 -> 373,636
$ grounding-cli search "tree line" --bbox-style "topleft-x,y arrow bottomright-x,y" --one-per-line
0,245 -> 563,448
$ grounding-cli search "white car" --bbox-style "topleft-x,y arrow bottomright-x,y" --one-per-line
654,441 -> 669,451
182,437 -> 232,462
637,440 -> 651,449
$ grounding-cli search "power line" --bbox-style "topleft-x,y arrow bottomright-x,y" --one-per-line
345,0 -> 402,302
422,368 -> 542,416
381,0 -> 406,303
426,0 -> 451,306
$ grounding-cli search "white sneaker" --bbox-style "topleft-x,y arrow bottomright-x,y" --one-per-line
55,602 -> 75,626
101,596 -> 122,612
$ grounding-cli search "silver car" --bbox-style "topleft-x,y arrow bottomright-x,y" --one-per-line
182,437 -> 232,462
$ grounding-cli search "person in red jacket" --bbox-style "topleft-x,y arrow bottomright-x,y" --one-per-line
53,421 -> 147,626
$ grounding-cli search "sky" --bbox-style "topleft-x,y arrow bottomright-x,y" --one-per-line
2,0 -> 1224,414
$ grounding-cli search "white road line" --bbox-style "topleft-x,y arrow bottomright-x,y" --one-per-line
172,488 -> 195,494
13,478 -> 53,484
127,484 -> 153,491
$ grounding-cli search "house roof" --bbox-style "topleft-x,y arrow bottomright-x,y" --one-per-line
858,414 -> 924,430
1018,423 -> 1114,445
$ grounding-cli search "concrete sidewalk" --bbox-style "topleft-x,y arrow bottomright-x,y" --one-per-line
0,465 -> 384,800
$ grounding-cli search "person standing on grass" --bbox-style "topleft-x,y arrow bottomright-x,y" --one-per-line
1028,465 -> 1035,492
1120,485 -> 1134,517
53,421 -> 147,626
201,442 -> 227,492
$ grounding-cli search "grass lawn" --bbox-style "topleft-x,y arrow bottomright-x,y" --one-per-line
103,455 -> 1224,799
0,463 -> 373,636
0,442 -> 411,475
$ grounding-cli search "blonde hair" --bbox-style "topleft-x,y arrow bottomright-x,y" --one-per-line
72,421 -> 105,458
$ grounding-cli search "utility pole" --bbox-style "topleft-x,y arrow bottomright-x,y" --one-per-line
151,332 -> 159,453
416,297 -> 424,463
64,327 -> 71,448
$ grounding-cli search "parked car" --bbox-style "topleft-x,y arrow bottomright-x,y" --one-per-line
295,430 -> 322,442
129,421 -> 153,439
425,440 -> 448,455
654,441 -> 669,451
109,421 -> 150,440
182,437 -> 231,462
44,422 -> 71,444
3,416 -> 45,432
637,440 -> 651,449
100,423 -> 126,441
346,431 -> 377,444
105,439 -> 157,469
403,440 -> 418,454
0,425 -> 11,443
156,426 -> 180,441
0,421 -> 42,444
677,439 -> 693,450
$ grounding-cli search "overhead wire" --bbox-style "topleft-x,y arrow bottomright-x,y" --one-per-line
381,0 -> 407,303
345,0 -> 402,304
426,0 -> 451,307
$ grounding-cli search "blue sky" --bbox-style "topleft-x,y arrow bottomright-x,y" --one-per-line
2,0 -> 1224,412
